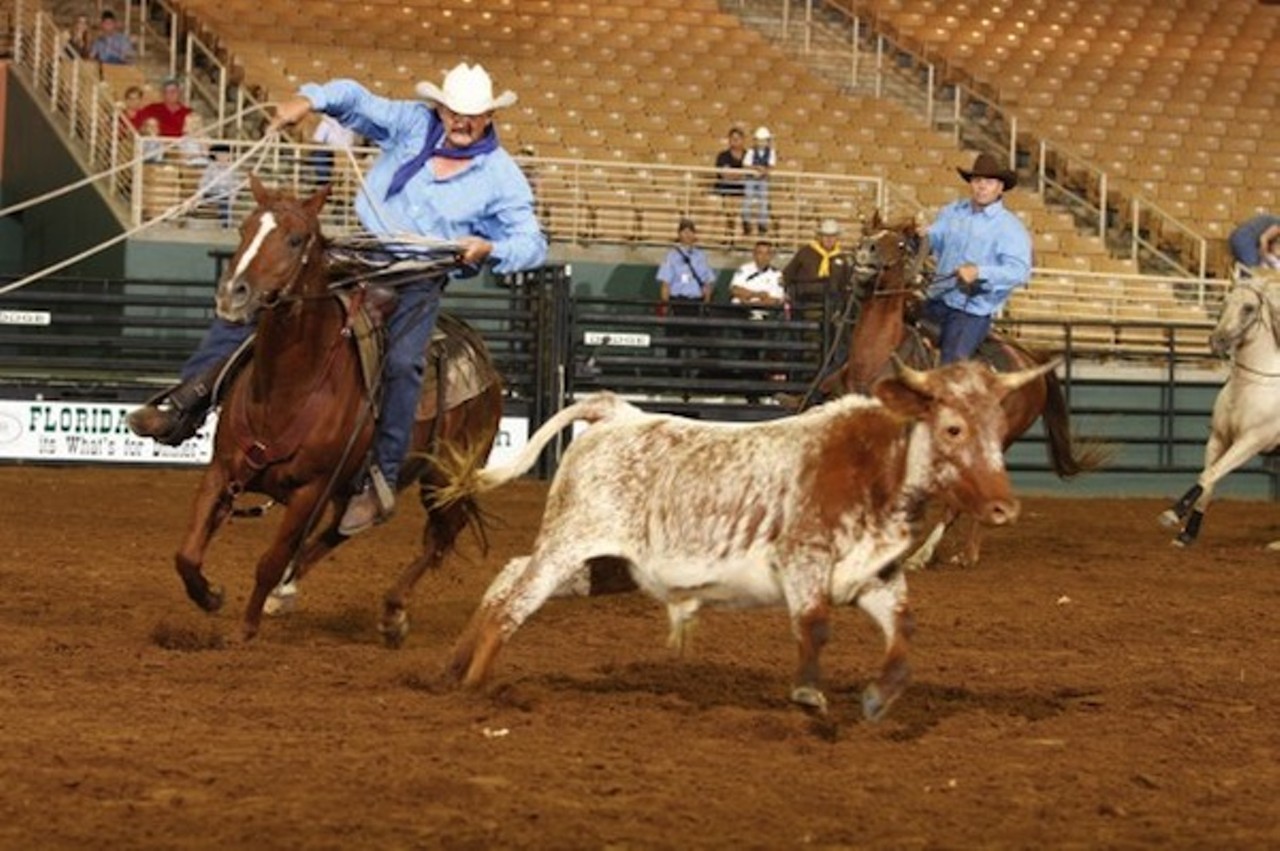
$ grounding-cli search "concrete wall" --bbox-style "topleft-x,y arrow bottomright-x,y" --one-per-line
2,69 -> 125,278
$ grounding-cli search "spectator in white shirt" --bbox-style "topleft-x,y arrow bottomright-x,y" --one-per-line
731,240 -> 786,318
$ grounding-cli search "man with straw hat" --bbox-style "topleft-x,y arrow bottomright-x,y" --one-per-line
127,63 -> 546,536
921,152 -> 1031,363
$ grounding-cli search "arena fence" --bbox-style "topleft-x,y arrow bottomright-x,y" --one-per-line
1,266 -> 1274,497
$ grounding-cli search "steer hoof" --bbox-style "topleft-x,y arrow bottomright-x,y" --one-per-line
262,582 -> 298,617
789,685 -> 828,716
378,609 -> 409,649
1157,509 -> 1181,530
861,683 -> 897,722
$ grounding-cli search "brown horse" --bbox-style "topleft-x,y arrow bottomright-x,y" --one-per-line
174,177 -> 503,644
825,214 -> 1106,567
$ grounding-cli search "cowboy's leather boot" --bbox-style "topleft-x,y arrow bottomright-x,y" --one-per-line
126,366 -> 221,446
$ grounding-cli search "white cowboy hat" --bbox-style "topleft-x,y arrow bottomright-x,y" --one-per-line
754,126 -> 772,141
818,218 -> 841,236
415,63 -> 517,115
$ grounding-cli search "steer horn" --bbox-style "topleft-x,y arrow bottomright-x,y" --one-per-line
995,358 -> 1062,394
890,354 -> 931,393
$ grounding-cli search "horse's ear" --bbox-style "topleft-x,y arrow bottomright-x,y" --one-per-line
302,183 -> 331,217
250,174 -> 270,206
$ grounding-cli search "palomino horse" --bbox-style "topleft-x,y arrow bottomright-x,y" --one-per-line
1160,273 -> 1280,546
175,177 -> 503,644
828,214 -> 1106,567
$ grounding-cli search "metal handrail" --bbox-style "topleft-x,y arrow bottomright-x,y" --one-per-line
746,0 -> 1211,279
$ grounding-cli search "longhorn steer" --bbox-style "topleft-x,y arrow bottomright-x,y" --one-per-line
445,360 -> 1053,720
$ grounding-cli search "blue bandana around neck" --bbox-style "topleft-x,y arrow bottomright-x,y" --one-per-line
384,114 -> 501,200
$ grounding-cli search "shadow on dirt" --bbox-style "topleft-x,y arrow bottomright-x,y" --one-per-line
532,661 -> 1096,744
539,659 -> 791,711
853,680 -> 1095,741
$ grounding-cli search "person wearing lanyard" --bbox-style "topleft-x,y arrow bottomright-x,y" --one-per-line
921,153 -> 1032,363
126,63 -> 547,535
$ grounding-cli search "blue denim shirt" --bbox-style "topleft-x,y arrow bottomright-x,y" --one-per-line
300,80 -> 547,275
926,197 -> 1032,316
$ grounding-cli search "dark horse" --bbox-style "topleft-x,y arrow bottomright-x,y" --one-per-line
819,213 -> 1105,567
175,177 -> 503,644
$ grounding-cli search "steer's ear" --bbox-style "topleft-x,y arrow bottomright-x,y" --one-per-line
873,374 -> 931,419
875,355 -> 933,417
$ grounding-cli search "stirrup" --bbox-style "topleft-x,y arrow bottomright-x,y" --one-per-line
126,372 -> 216,445
126,399 -> 208,446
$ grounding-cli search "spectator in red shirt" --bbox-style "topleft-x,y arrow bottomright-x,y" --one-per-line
131,78 -> 192,137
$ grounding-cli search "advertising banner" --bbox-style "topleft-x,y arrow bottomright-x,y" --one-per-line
0,400 -> 529,468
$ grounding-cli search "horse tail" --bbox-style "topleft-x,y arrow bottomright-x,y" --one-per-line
1041,368 -> 1112,479
431,392 -> 632,508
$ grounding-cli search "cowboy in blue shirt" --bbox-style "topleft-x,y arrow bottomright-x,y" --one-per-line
127,63 -> 546,535
922,153 -> 1032,363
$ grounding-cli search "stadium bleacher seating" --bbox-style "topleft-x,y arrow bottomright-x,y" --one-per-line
853,0 -> 1278,275
166,0 -> 1147,274
28,0 -> 1247,344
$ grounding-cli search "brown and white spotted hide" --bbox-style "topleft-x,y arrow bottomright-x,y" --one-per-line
449,360 -> 1048,718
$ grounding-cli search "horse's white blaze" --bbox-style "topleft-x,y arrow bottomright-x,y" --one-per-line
232,212 -> 278,281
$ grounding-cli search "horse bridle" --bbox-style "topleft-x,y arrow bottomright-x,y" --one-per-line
856,229 -> 924,298
1222,284 -> 1280,379
253,207 -> 324,310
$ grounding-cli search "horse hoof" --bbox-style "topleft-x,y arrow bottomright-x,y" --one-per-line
1175,532 -> 1196,548
790,685 -> 828,715
378,610 -> 409,649
1157,509 -> 1181,530
263,583 -> 299,617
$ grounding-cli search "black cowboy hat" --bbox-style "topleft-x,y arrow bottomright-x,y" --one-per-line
957,152 -> 1018,191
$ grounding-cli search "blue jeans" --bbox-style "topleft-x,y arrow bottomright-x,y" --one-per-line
375,277 -> 444,487
307,150 -> 335,187
742,178 -> 769,229
922,299 -> 992,364
181,317 -> 253,380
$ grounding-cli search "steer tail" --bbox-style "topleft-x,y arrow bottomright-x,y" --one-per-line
431,392 -> 631,508
1042,370 -> 1112,478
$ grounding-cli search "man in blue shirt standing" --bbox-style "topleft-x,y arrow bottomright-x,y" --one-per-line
656,218 -> 716,382
657,218 -> 715,311
127,63 -> 547,535
922,152 -> 1032,363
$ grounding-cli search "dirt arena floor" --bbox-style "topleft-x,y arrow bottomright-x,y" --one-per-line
1,465 -> 1278,849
